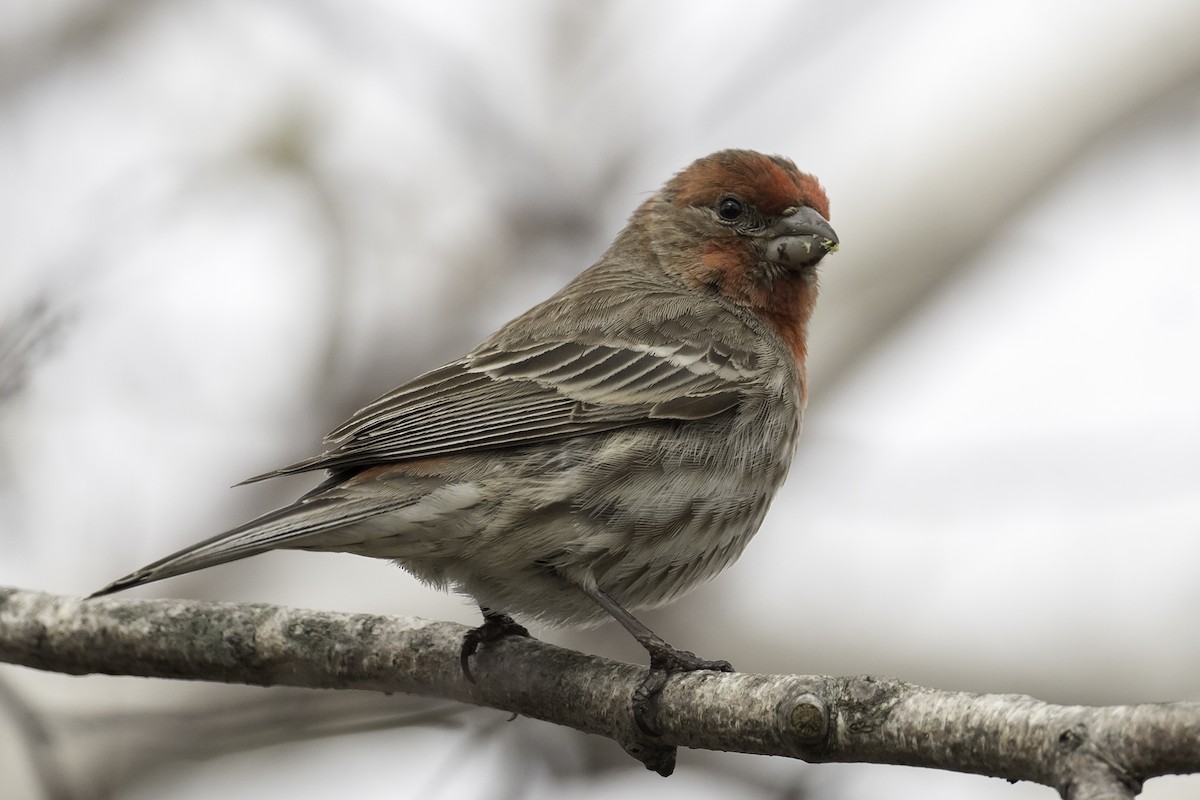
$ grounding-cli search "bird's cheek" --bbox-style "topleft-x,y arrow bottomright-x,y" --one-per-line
671,248 -> 728,292
692,242 -> 757,288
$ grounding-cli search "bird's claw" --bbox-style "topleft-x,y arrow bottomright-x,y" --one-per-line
623,738 -> 679,777
459,612 -> 530,683
633,644 -> 734,736
649,646 -> 733,674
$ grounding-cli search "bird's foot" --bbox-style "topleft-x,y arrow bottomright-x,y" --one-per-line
633,643 -> 734,736
460,611 -> 530,683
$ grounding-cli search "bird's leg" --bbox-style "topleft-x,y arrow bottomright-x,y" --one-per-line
582,587 -> 733,736
459,607 -> 530,683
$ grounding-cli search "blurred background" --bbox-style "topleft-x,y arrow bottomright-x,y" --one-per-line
2,1 -> 1199,798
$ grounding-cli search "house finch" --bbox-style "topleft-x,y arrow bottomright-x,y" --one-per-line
91,149 -> 837,737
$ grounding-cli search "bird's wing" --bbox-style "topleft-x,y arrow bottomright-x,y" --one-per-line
91,333 -> 753,593
244,333 -> 760,482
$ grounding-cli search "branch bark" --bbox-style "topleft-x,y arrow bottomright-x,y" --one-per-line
1,586 -> 1196,796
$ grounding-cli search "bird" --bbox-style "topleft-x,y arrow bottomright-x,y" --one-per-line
90,148 -> 838,738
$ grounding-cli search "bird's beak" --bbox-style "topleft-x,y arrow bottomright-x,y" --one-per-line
762,207 -> 839,270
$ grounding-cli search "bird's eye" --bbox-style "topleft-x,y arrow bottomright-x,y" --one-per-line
716,196 -> 744,221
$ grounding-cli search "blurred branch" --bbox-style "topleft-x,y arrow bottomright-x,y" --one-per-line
806,14 -> 1200,399
0,0 -> 154,99
64,690 -> 470,797
0,674 -> 78,800
2,587 -> 1197,796
0,294 -> 70,406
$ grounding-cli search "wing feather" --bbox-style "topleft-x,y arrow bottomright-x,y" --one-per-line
243,296 -> 768,482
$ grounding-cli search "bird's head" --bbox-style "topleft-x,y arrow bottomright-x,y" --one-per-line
640,149 -> 838,360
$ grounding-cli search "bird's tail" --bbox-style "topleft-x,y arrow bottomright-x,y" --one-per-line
87,504 -> 310,597
88,485 -> 400,598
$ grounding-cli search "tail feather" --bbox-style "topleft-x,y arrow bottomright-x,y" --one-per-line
88,504 -> 309,598
88,489 -> 408,598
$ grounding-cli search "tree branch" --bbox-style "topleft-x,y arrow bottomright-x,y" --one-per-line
0,586 -> 1195,795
